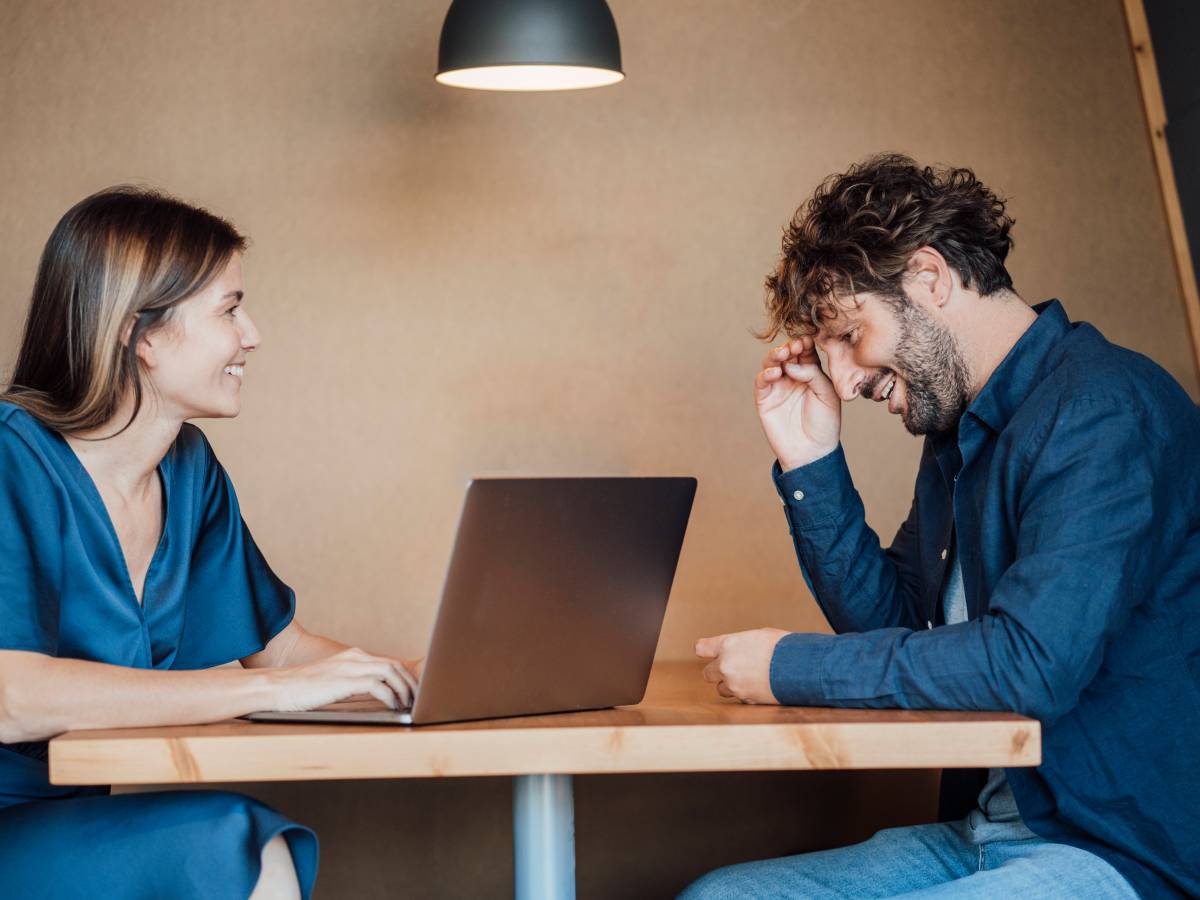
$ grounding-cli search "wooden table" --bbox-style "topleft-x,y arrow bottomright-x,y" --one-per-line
50,662 -> 1041,899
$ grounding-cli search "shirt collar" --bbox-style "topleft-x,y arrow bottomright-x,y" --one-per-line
963,299 -> 1072,434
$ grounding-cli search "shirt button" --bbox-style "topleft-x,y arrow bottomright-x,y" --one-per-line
927,620 -> 934,630
940,548 -> 948,560
793,490 -> 805,501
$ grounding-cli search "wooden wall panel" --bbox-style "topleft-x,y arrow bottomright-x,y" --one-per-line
2,1 -> 1193,896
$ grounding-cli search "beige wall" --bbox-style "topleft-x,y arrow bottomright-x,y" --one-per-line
3,1 -> 1196,896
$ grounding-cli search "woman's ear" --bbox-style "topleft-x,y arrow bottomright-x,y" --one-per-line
124,316 -> 158,370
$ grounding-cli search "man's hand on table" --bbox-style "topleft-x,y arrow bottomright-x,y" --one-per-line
695,628 -> 789,704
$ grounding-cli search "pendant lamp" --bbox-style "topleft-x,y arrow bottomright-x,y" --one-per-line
436,0 -> 624,92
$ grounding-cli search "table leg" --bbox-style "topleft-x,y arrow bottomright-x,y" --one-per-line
513,773 -> 575,900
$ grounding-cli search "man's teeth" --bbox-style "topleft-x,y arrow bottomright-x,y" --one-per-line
881,376 -> 895,400
224,365 -> 244,377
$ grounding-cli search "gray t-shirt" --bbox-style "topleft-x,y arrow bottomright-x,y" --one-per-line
941,536 -> 1037,843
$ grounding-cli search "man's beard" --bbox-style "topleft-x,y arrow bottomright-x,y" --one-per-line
887,300 -> 972,436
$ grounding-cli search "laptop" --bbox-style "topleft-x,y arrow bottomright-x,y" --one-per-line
244,476 -> 697,726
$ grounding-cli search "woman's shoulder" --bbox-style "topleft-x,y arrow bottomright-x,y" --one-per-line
0,400 -> 59,462
167,422 -> 222,481
0,398 -> 44,432
0,400 -> 64,496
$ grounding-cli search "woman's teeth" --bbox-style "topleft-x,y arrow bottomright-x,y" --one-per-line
224,365 -> 244,377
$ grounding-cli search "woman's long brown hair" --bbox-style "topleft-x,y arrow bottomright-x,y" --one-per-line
3,186 -> 246,435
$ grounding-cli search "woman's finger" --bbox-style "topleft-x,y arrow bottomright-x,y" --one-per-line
371,663 -> 413,707
330,661 -> 410,707
358,677 -> 403,711
388,659 -> 419,694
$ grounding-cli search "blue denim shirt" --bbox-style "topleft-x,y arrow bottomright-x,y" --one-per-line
770,300 -> 1200,899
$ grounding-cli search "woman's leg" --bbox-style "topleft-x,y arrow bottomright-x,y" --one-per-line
0,789 -> 318,899
678,822 -> 978,900
249,834 -> 302,900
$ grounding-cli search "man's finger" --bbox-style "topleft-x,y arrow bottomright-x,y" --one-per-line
702,659 -> 723,683
783,363 -> 838,402
695,635 -> 725,658
762,344 -> 792,368
793,335 -> 820,360
716,681 -> 736,699
782,362 -> 824,382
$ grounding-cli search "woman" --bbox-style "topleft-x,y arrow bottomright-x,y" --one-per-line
0,187 -> 418,899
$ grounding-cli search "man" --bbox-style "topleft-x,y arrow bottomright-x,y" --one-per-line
682,154 -> 1199,899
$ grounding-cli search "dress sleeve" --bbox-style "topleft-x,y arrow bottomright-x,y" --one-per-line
0,426 -> 63,655
172,428 -> 296,669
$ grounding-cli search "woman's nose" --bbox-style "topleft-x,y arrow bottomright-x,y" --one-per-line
240,310 -> 262,351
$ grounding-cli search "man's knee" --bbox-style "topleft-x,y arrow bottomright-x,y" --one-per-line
677,863 -> 751,900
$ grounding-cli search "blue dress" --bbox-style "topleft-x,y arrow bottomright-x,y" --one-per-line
0,401 -> 318,899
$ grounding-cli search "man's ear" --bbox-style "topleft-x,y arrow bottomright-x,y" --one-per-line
906,247 -> 954,310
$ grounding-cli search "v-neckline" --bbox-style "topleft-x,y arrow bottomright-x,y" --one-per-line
55,433 -> 171,612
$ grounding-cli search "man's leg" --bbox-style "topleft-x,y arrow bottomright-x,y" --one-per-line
677,822 -> 977,900
893,839 -> 1139,900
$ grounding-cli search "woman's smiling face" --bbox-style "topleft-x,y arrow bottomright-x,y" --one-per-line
139,253 -> 261,421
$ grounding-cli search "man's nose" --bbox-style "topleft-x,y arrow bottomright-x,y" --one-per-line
826,351 -> 864,401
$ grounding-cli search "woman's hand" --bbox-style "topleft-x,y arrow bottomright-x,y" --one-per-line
755,336 -> 841,471
267,647 -> 419,712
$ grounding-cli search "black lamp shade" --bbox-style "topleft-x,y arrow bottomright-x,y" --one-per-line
436,0 -> 624,91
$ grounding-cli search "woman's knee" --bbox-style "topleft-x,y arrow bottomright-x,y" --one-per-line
249,833 -> 301,900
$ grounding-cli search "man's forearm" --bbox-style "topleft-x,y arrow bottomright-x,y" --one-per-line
775,446 -> 925,633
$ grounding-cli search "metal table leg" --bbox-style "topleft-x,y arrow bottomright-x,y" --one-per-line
513,773 -> 575,900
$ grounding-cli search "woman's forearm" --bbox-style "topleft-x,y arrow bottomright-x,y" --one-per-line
280,627 -> 353,667
239,620 -> 352,669
0,650 -> 277,743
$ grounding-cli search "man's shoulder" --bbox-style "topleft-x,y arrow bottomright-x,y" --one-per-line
1016,322 -> 1198,442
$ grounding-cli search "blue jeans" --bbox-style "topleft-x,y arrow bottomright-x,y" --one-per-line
677,821 -> 1138,899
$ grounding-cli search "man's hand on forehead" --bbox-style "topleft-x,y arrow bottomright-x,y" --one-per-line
766,336 -> 819,369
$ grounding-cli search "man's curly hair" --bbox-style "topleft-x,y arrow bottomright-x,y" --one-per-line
763,153 -> 1015,339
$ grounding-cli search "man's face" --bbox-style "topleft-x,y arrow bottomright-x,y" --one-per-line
814,291 -> 972,435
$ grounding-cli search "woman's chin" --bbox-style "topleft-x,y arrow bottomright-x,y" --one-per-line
189,400 -> 242,420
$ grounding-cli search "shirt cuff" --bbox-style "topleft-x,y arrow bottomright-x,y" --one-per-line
772,444 -> 857,531
769,631 -> 835,706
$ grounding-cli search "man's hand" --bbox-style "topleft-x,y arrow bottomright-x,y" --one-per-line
756,336 -> 841,471
695,628 -> 789,704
